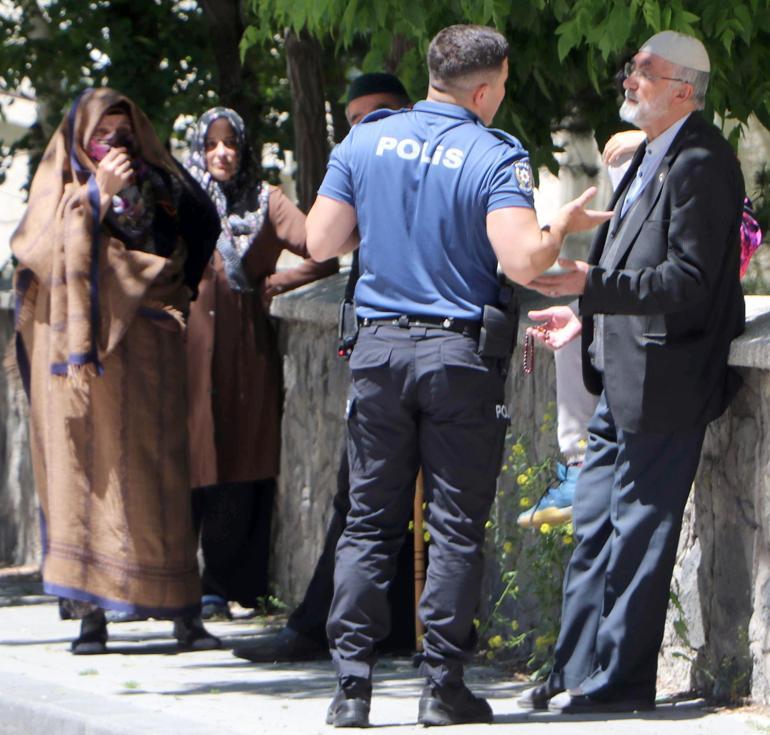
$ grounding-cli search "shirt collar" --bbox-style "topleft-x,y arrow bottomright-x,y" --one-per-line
644,112 -> 691,159
413,100 -> 480,123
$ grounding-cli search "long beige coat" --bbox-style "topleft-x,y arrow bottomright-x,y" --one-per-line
187,187 -> 337,488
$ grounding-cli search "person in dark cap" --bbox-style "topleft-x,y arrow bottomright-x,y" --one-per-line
345,72 -> 410,125
232,72 -> 413,664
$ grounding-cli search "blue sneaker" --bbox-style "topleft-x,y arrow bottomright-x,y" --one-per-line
517,462 -> 580,528
201,594 -> 232,621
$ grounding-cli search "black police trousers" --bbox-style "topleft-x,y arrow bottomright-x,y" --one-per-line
286,448 -> 417,652
327,324 -> 509,685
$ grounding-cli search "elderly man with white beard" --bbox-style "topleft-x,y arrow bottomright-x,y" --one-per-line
516,31 -> 746,714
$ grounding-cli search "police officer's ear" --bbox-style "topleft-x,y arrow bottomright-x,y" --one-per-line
471,82 -> 490,108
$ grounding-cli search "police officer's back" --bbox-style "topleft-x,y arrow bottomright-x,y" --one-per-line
306,24 -> 611,728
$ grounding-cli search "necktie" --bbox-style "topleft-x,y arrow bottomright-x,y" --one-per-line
620,146 -> 649,218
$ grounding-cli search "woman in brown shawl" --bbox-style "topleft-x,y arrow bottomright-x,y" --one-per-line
185,107 -> 338,619
12,88 -> 221,653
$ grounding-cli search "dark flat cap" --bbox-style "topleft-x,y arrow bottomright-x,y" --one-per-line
347,73 -> 408,104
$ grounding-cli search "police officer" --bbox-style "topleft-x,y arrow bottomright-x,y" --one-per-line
233,73 -> 414,665
306,24 -> 610,728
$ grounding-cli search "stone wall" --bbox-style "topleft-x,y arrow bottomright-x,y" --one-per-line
0,292 -> 38,566
658,299 -> 770,701
271,274 -> 350,605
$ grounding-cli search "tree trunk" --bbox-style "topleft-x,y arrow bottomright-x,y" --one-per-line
284,29 -> 328,212
199,0 -> 262,145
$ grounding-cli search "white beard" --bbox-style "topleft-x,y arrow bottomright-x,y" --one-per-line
619,91 -> 670,128
619,97 -> 640,124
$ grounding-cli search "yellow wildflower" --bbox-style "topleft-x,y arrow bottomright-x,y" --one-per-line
539,523 -> 552,534
512,443 -> 525,457
502,541 -> 513,554
534,633 -> 556,650
510,620 -> 520,632
516,474 -> 529,487
486,650 -> 495,661
577,438 -> 587,449
488,635 -> 503,649
423,530 -> 431,543
563,535 -> 574,545
484,520 -> 493,529
519,496 -> 532,509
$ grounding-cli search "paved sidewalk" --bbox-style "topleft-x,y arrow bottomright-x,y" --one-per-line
1,571 -> 768,734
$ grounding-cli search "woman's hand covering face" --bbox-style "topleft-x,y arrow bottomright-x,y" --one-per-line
89,113 -> 135,200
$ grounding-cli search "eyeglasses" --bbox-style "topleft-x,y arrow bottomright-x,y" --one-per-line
623,62 -> 690,85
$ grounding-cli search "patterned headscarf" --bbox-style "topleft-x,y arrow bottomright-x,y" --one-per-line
185,107 -> 269,291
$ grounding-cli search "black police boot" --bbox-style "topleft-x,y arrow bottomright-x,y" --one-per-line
326,675 -> 372,728
418,679 -> 493,726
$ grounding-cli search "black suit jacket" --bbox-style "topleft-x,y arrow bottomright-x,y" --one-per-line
580,112 -> 745,433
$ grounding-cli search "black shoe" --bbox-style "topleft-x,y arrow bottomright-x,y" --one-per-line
172,615 -> 221,651
548,689 -> 655,714
233,626 -> 327,663
418,680 -> 493,726
71,610 -> 108,655
326,676 -> 371,728
517,681 -> 563,710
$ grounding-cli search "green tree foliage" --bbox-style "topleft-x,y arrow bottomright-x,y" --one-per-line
0,0 -> 216,144
0,1 -> 294,187
243,0 -> 770,171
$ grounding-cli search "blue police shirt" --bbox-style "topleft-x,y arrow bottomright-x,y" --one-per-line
318,100 -> 534,320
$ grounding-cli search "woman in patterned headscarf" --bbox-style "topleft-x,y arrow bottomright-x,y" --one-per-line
185,108 -> 338,619
11,88 -> 221,653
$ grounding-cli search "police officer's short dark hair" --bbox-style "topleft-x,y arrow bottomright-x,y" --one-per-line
428,25 -> 509,89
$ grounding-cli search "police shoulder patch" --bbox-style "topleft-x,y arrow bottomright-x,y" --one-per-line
513,158 -> 534,193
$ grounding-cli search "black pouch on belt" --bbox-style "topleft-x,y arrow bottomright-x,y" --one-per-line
478,281 -> 519,360
337,298 -> 358,359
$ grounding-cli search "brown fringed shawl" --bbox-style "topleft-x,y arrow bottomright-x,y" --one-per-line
12,87 -> 187,378
11,88 -> 218,617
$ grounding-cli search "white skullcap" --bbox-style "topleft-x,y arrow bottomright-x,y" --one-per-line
639,31 -> 710,73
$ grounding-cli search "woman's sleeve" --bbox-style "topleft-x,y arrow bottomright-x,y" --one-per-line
265,187 -> 339,293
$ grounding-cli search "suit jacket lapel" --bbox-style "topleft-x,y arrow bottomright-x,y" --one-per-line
603,114 -> 700,271
587,141 -> 646,265
605,160 -> 669,270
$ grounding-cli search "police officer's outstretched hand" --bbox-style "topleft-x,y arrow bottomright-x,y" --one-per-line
487,188 -> 609,287
551,186 -> 613,237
